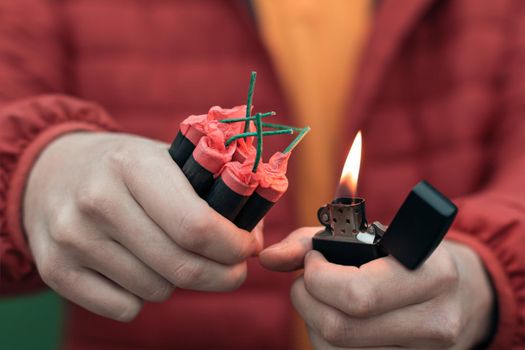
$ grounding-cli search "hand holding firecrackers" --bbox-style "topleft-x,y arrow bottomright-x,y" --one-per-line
168,71 -> 310,231
24,132 -> 263,321
22,73 -> 310,323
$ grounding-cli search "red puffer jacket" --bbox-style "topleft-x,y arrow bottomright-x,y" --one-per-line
1,0 -> 524,349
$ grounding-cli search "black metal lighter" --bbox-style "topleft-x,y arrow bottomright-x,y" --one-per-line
312,180 -> 458,270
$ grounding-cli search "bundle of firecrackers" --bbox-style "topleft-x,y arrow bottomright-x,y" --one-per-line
168,72 -> 310,231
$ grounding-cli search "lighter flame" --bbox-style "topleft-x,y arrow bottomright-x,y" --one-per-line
339,131 -> 362,197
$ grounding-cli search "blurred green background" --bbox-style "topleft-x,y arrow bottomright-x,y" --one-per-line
0,291 -> 63,350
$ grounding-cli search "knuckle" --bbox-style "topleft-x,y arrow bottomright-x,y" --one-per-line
319,311 -> 348,346
49,214 -> 79,248
38,259 -> 58,287
39,261 -> 71,292
144,282 -> 174,302
439,258 -> 460,287
343,278 -> 374,317
290,277 -> 304,307
50,227 -> 76,247
222,263 -> 248,291
303,260 -> 321,292
427,310 -> 462,346
170,259 -> 205,288
229,240 -> 252,263
182,210 -> 210,236
177,209 -> 211,250
349,295 -> 373,318
440,313 -> 461,346
76,185 -> 112,217
103,144 -> 134,172
180,229 -> 208,253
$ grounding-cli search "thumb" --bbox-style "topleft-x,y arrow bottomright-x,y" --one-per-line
259,227 -> 319,272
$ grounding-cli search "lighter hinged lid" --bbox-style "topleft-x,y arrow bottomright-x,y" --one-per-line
379,180 -> 458,270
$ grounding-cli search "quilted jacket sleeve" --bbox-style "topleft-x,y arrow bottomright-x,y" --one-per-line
447,2 -> 525,348
0,0 -> 118,295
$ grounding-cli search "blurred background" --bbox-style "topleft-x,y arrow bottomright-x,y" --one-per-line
0,292 -> 62,349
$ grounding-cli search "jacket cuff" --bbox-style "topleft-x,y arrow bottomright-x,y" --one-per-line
446,231 -> 517,349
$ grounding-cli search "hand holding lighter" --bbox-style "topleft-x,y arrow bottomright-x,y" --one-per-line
313,180 -> 458,270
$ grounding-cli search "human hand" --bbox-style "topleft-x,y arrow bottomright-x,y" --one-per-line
260,227 -> 494,349
24,132 -> 261,321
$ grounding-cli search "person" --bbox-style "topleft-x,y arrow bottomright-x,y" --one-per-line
0,1 -> 523,349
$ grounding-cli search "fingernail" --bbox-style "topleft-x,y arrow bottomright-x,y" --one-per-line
305,250 -> 321,261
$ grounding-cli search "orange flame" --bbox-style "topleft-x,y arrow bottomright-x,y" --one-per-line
339,131 -> 362,197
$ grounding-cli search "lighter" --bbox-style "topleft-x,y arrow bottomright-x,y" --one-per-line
313,132 -> 458,270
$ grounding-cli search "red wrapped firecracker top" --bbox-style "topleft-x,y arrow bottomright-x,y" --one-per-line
192,123 -> 236,175
180,105 -> 247,145
256,152 -> 290,202
220,161 -> 260,196
210,105 -> 251,141
232,139 -> 256,163
179,112 -> 209,145
232,118 -> 257,163
208,105 -> 247,121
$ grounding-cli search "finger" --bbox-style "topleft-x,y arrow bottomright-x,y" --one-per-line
307,327 -> 345,350
303,247 -> 457,317
292,277 -> 459,348
101,191 -> 248,291
259,226 -> 318,271
78,237 -> 174,302
308,328 -> 401,350
45,265 -> 142,322
113,146 -> 258,264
